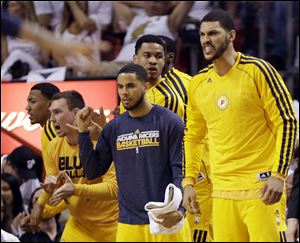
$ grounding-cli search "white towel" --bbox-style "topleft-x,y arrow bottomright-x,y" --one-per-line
144,183 -> 184,234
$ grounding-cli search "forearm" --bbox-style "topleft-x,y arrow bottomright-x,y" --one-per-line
20,22 -> 60,54
42,201 -> 68,219
67,1 -> 96,31
78,132 -> 111,179
169,1 -> 195,33
74,181 -> 118,200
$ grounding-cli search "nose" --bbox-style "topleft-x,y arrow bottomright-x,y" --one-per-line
148,56 -> 157,64
50,112 -> 55,122
201,34 -> 210,44
25,103 -> 30,111
119,87 -> 128,98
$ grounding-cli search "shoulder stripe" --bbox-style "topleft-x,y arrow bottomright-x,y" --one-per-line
156,84 -> 169,109
198,64 -> 213,74
166,72 -> 184,101
170,69 -> 188,105
240,55 -> 297,175
47,120 -> 56,139
161,81 -> 178,114
43,123 -> 52,142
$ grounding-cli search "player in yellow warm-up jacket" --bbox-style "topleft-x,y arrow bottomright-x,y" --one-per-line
29,90 -> 119,242
182,9 -> 298,242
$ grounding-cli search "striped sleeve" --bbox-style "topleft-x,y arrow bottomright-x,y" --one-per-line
240,55 -> 298,178
156,81 -> 184,120
182,75 -> 207,187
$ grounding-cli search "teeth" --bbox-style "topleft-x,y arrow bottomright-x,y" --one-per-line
204,46 -> 213,52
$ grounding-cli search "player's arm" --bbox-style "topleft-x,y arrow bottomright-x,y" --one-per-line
168,1 -> 195,34
77,107 -> 114,180
30,142 -> 60,231
182,78 -> 207,213
255,61 -> 298,204
164,116 -> 186,226
73,163 -> 118,200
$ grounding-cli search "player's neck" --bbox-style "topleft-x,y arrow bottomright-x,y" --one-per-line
148,75 -> 162,88
128,101 -> 153,118
66,130 -> 79,146
213,48 -> 238,76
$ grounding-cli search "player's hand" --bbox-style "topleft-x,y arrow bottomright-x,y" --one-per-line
182,185 -> 200,213
40,174 -> 64,195
89,107 -> 106,140
260,176 -> 284,205
111,106 -> 120,118
29,202 -> 44,233
50,172 -> 75,206
155,211 -> 183,228
72,106 -> 94,132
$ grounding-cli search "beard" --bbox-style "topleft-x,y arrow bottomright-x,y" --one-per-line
204,38 -> 230,62
123,92 -> 145,111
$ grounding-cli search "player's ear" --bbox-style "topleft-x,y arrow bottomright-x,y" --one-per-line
228,29 -> 236,42
144,81 -> 150,91
72,107 -> 80,116
133,54 -> 138,64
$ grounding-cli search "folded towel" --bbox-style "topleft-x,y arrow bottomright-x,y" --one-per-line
144,183 -> 184,234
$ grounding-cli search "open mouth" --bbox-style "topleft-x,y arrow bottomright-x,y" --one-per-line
54,124 -> 61,132
203,45 -> 214,54
147,67 -> 157,74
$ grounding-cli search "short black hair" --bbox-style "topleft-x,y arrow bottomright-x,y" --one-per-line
135,34 -> 166,54
51,90 -> 85,111
157,35 -> 176,61
30,83 -> 60,100
200,9 -> 235,31
117,63 -> 148,83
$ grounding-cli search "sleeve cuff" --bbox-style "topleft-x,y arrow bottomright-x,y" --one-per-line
271,172 -> 286,181
182,177 -> 196,188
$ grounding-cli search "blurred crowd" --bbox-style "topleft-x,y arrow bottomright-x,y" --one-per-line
1,2 -> 299,97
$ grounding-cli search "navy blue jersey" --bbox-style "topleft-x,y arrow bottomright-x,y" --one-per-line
1,10 -> 21,37
79,105 -> 185,224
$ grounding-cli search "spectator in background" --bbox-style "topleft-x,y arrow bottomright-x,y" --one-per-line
1,192 -> 20,242
20,187 -> 62,242
1,173 -> 25,235
287,169 -> 299,241
1,1 -> 48,80
33,1 -> 64,31
286,146 -> 299,242
4,146 -> 42,209
72,1 -> 195,77
53,1 -> 106,77
1,9 -> 97,81
34,1 -> 112,32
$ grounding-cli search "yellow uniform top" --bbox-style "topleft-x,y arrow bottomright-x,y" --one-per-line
165,67 -> 191,123
41,119 -> 57,155
120,78 -> 185,120
183,52 -> 298,192
38,136 -> 119,226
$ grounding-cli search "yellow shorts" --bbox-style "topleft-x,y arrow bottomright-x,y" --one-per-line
60,215 -> 118,242
276,187 -> 287,242
186,179 -> 213,242
116,218 -> 192,242
213,197 -> 280,242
